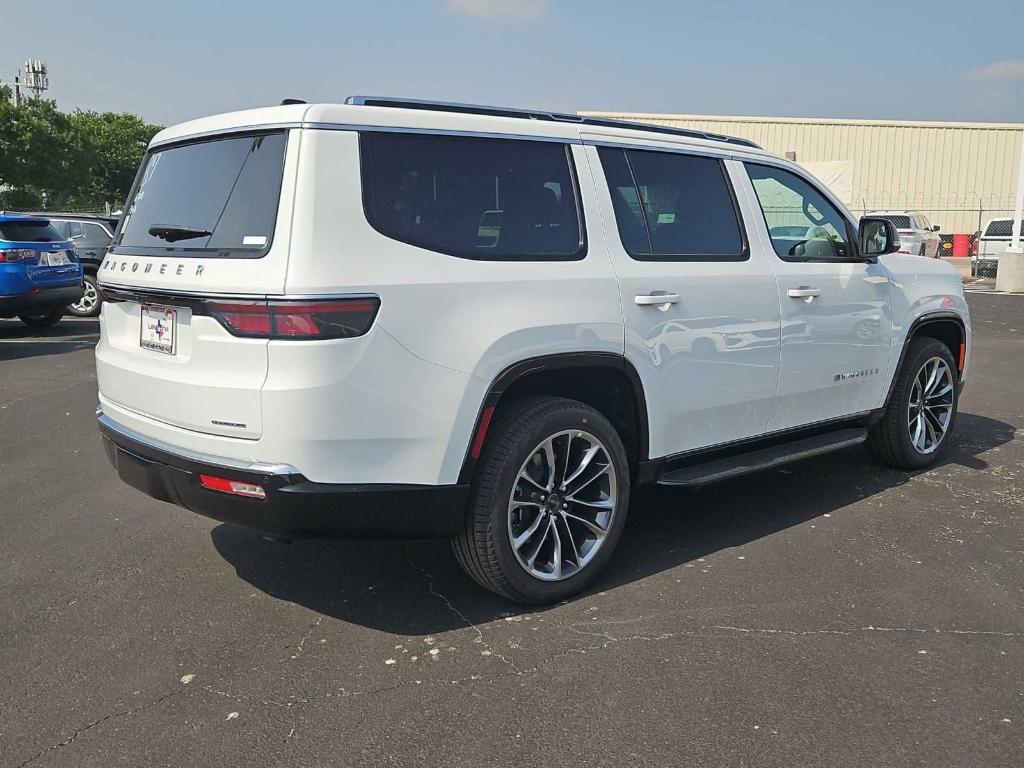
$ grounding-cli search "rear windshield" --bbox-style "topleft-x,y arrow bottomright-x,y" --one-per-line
876,215 -> 912,230
114,131 -> 286,258
983,219 -> 1022,237
0,220 -> 63,242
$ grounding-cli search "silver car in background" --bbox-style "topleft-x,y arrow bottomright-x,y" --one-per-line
868,210 -> 941,258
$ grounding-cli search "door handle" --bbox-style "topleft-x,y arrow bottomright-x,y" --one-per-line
635,292 -> 680,310
787,286 -> 822,303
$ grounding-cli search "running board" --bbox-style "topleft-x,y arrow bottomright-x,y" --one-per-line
657,428 -> 867,487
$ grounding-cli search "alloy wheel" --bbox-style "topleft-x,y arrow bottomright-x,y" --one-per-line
70,280 -> 98,315
907,357 -> 954,454
507,429 -> 618,582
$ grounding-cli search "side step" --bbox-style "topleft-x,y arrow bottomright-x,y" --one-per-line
657,428 -> 867,487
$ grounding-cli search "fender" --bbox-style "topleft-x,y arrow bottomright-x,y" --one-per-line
882,310 -> 967,409
456,352 -> 649,485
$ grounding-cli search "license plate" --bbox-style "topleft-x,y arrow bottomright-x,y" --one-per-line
140,305 -> 177,355
43,250 -> 70,266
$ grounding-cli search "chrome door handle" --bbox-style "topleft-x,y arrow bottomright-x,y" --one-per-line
635,292 -> 680,310
787,286 -> 822,303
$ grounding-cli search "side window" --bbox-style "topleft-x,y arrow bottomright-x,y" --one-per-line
80,222 -> 113,248
360,133 -> 584,261
745,164 -> 852,261
597,146 -> 745,261
59,220 -> 84,239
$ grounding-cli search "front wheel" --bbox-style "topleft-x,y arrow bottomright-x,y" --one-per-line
66,273 -> 100,317
453,397 -> 630,604
868,338 -> 959,470
18,307 -> 65,328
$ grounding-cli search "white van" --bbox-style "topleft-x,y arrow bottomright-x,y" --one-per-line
96,97 -> 970,603
974,217 -> 1024,277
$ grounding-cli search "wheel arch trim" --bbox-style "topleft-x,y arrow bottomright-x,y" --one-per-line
883,310 -> 966,409
456,352 -> 650,485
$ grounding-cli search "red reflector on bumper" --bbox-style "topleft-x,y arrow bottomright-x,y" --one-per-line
199,474 -> 266,499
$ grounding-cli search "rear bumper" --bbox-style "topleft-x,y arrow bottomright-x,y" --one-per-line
0,283 -> 83,317
98,410 -> 469,540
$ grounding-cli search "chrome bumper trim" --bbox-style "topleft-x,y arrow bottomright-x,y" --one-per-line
96,406 -> 300,476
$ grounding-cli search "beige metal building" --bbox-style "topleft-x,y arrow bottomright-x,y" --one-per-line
580,111 -> 1024,235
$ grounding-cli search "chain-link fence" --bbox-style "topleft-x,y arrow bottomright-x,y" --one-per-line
852,194 -> 1018,277
854,195 -> 1015,237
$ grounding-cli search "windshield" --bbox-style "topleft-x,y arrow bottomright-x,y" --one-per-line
0,220 -> 64,243
115,131 -> 286,257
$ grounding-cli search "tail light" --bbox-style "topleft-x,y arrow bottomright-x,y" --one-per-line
206,296 -> 380,340
0,249 -> 35,263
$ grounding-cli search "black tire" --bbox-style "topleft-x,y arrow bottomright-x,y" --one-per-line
868,338 -> 959,470
452,396 -> 630,604
66,273 -> 101,317
918,244 -> 926,257
18,307 -> 65,328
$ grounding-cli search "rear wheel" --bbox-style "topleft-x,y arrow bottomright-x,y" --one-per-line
18,307 -> 65,328
66,273 -> 100,317
453,396 -> 630,604
868,338 -> 958,470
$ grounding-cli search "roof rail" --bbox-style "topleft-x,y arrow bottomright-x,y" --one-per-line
345,95 -> 760,149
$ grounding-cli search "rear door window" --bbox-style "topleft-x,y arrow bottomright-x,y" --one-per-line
80,222 -> 113,247
360,132 -> 585,260
596,146 -> 745,261
114,131 -> 287,258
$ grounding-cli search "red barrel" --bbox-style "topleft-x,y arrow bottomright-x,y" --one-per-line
952,233 -> 970,258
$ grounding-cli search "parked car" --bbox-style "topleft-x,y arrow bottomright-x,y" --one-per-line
0,212 -> 83,328
867,210 -> 941,257
973,217 -> 1023,277
45,214 -> 118,316
95,98 -> 971,604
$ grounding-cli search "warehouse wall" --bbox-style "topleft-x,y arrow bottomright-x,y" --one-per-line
580,112 -> 1024,234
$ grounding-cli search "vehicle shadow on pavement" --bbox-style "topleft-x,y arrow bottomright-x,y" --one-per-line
0,320 -> 99,362
210,412 -> 1015,635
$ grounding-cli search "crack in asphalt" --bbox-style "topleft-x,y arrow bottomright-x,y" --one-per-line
15,688 -> 185,768
404,553 -> 521,672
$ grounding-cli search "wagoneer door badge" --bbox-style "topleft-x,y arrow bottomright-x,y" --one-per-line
834,368 -> 880,382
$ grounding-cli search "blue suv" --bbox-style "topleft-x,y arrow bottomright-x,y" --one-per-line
0,213 -> 84,328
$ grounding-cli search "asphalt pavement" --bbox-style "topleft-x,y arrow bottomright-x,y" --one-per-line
1,295 -> 1021,767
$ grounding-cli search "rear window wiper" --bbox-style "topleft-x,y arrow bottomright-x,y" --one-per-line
148,224 -> 213,243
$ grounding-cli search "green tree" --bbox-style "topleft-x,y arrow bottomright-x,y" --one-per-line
0,86 -> 160,212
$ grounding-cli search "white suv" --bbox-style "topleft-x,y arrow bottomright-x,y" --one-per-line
95,97 -> 971,603
867,210 -> 942,258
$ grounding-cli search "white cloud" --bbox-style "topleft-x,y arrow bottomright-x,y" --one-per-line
969,60 -> 1024,80
447,0 -> 548,21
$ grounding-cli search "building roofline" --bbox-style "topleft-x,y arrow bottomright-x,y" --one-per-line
578,111 -> 1024,131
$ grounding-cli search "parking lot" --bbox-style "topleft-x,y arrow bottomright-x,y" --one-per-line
1,292 -> 1021,767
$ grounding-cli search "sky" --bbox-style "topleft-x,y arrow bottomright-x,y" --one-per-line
3,0 -> 1023,128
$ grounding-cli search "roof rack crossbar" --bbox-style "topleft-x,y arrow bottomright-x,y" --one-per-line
345,95 -> 760,149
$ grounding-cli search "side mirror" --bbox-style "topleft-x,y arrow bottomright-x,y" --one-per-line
859,217 -> 900,257
932,225 -> 941,232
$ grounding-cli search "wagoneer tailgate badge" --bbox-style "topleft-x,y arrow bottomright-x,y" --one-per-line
102,258 -> 206,277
